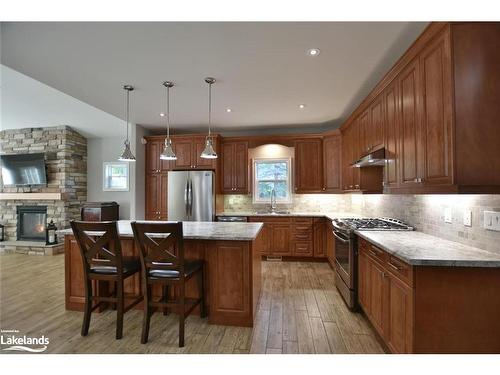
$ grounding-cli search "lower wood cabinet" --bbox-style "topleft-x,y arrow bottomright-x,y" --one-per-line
145,173 -> 168,220
358,238 -> 413,353
248,216 -> 324,258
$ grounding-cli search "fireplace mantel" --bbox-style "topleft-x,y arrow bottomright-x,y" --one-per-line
0,193 -> 62,200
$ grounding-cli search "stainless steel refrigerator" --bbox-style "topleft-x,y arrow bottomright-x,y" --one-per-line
167,170 -> 215,221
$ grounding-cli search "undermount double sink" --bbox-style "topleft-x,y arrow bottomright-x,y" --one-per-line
254,210 -> 291,215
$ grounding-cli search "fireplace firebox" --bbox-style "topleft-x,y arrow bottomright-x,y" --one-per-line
17,206 -> 47,241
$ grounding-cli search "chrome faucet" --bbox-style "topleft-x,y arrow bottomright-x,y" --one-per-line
270,188 -> 277,212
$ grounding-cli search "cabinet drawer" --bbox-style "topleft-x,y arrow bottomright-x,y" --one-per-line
249,216 -> 292,223
292,217 -> 313,224
366,244 -> 390,264
293,242 -> 313,256
293,232 -> 313,241
387,255 -> 413,286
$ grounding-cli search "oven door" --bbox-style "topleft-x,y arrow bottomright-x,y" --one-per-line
333,229 -> 354,289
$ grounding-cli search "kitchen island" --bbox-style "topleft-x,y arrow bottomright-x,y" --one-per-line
60,220 -> 264,327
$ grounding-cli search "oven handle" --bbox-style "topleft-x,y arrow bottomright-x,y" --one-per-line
332,230 -> 350,243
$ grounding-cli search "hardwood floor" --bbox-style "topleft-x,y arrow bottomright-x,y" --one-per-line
0,254 -> 385,354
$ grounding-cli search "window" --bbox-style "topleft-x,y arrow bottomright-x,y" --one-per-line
103,162 -> 129,191
253,158 -> 292,203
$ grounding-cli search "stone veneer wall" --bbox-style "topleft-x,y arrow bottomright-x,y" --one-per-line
0,126 -> 87,243
223,193 -> 500,253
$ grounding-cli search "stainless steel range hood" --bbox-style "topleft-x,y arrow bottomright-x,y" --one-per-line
352,148 -> 386,167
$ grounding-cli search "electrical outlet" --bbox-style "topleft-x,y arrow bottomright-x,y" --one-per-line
484,211 -> 500,231
463,209 -> 472,227
444,207 -> 452,223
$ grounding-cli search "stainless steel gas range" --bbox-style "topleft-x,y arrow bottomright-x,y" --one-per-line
331,217 -> 413,310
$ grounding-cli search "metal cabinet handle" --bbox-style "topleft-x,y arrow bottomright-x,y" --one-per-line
388,261 -> 404,271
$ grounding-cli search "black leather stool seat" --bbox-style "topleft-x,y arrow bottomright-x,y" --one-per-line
148,260 -> 203,279
90,257 -> 141,275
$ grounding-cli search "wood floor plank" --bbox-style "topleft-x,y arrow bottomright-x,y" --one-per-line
309,317 -> 331,354
249,308 -> 270,353
323,322 -> 348,354
283,340 -> 299,354
295,310 -> 315,354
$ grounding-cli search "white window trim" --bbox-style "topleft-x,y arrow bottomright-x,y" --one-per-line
103,162 -> 129,192
253,157 -> 292,204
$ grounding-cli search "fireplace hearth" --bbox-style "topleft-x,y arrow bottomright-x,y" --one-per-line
17,206 -> 47,241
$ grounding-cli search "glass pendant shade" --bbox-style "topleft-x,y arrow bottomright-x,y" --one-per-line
160,138 -> 177,160
118,139 -> 136,161
200,77 -> 218,159
119,85 -> 136,162
200,137 -> 217,159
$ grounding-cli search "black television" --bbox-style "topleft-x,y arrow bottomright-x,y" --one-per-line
0,153 -> 47,186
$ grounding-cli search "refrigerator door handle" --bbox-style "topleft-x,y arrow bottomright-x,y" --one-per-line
188,178 -> 193,218
184,179 -> 189,218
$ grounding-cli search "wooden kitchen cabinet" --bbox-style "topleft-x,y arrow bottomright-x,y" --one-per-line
222,140 -> 249,194
294,138 -> 323,193
313,218 -> 326,258
145,138 -> 171,173
322,134 -> 342,192
170,135 -> 220,170
270,224 -> 291,256
383,79 -> 400,189
145,173 -> 168,220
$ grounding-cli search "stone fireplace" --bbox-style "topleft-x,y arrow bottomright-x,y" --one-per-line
0,126 -> 87,255
17,206 -> 47,241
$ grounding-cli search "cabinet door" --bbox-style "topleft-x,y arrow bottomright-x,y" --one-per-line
233,142 -> 249,193
359,109 -> 370,156
194,136 -> 217,169
370,96 -> 385,151
386,274 -> 413,354
358,250 -> 371,313
271,224 -> 291,256
222,142 -> 235,192
325,221 -> 335,267
294,139 -> 323,193
384,80 -> 400,188
323,135 -> 342,192
351,120 -> 361,190
145,173 -> 160,219
369,258 -> 388,337
159,173 -> 168,219
398,57 -> 423,187
341,126 -> 353,190
313,219 -> 326,258
146,140 -> 160,173
172,139 -> 194,169
420,29 -> 453,186
260,223 -> 271,255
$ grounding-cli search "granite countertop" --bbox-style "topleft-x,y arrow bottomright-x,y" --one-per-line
356,230 -> 500,268
59,220 -> 263,241
217,211 -> 359,220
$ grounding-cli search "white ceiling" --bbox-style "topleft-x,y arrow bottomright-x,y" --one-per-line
1,22 -> 428,136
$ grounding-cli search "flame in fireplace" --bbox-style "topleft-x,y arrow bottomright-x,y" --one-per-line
35,224 -> 45,233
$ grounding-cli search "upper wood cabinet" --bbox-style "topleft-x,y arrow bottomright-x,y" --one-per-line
221,141 -> 249,194
170,135 -> 220,170
145,139 -> 171,173
294,138 -> 323,193
322,134 -> 342,192
341,22 -> 500,194
145,173 -> 168,220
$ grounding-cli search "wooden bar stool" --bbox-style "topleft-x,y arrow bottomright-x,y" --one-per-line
131,221 -> 206,347
70,220 -> 142,339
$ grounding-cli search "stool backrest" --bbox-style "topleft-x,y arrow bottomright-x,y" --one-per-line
70,220 -> 123,275
131,221 -> 185,277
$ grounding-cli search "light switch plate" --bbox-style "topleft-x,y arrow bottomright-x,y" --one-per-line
444,207 -> 452,223
463,209 -> 472,227
484,211 -> 500,231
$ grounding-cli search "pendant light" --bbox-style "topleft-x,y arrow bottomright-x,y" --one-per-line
200,77 -> 218,159
118,85 -> 136,162
160,81 -> 177,160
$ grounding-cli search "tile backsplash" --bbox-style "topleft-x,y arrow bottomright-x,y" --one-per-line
223,193 -> 500,253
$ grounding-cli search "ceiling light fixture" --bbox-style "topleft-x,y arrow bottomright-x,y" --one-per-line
226,108 -> 232,113
200,77 -> 218,159
299,104 -> 306,109
159,112 -> 165,117
118,85 -> 136,162
308,48 -> 321,56
160,81 -> 177,161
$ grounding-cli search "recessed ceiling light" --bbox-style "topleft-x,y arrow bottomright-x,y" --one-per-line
159,112 -> 165,117
299,104 -> 306,109
307,48 -> 320,56
226,108 -> 232,113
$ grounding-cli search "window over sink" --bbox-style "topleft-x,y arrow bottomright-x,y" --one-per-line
253,158 -> 292,204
